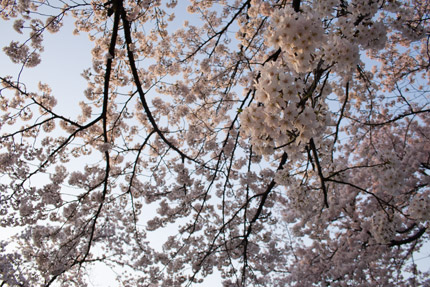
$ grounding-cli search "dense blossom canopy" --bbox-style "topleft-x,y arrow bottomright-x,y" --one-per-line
0,0 -> 429,286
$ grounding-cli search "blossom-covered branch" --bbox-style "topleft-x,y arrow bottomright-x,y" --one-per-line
0,0 -> 429,286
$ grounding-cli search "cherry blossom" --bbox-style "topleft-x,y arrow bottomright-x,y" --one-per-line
0,0 -> 429,286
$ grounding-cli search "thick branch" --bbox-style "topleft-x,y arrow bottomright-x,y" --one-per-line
390,227 -> 426,246
120,7 -> 193,162
245,152 -> 288,238
292,0 -> 301,12
309,138 -> 329,208
78,0 -> 121,268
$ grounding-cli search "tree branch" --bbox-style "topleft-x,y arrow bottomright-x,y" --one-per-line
390,227 -> 426,246
120,5 -> 193,162
310,138 -> 329,208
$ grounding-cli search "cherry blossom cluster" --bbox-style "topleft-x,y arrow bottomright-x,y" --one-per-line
371,211 -> 396,244
313,0 -> 339,17
240,62 -> 330,155
3,41 -> 41,67
410,192 -> 430,227
323,34 -> 360,79
266,6 -> 325,74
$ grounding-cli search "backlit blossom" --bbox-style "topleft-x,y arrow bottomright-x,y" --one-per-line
0,0 -> 429,286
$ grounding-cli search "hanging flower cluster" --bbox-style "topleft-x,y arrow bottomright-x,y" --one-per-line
240,62 -> 330,155
410,192 -> 430,227
266,6 -> 325,74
